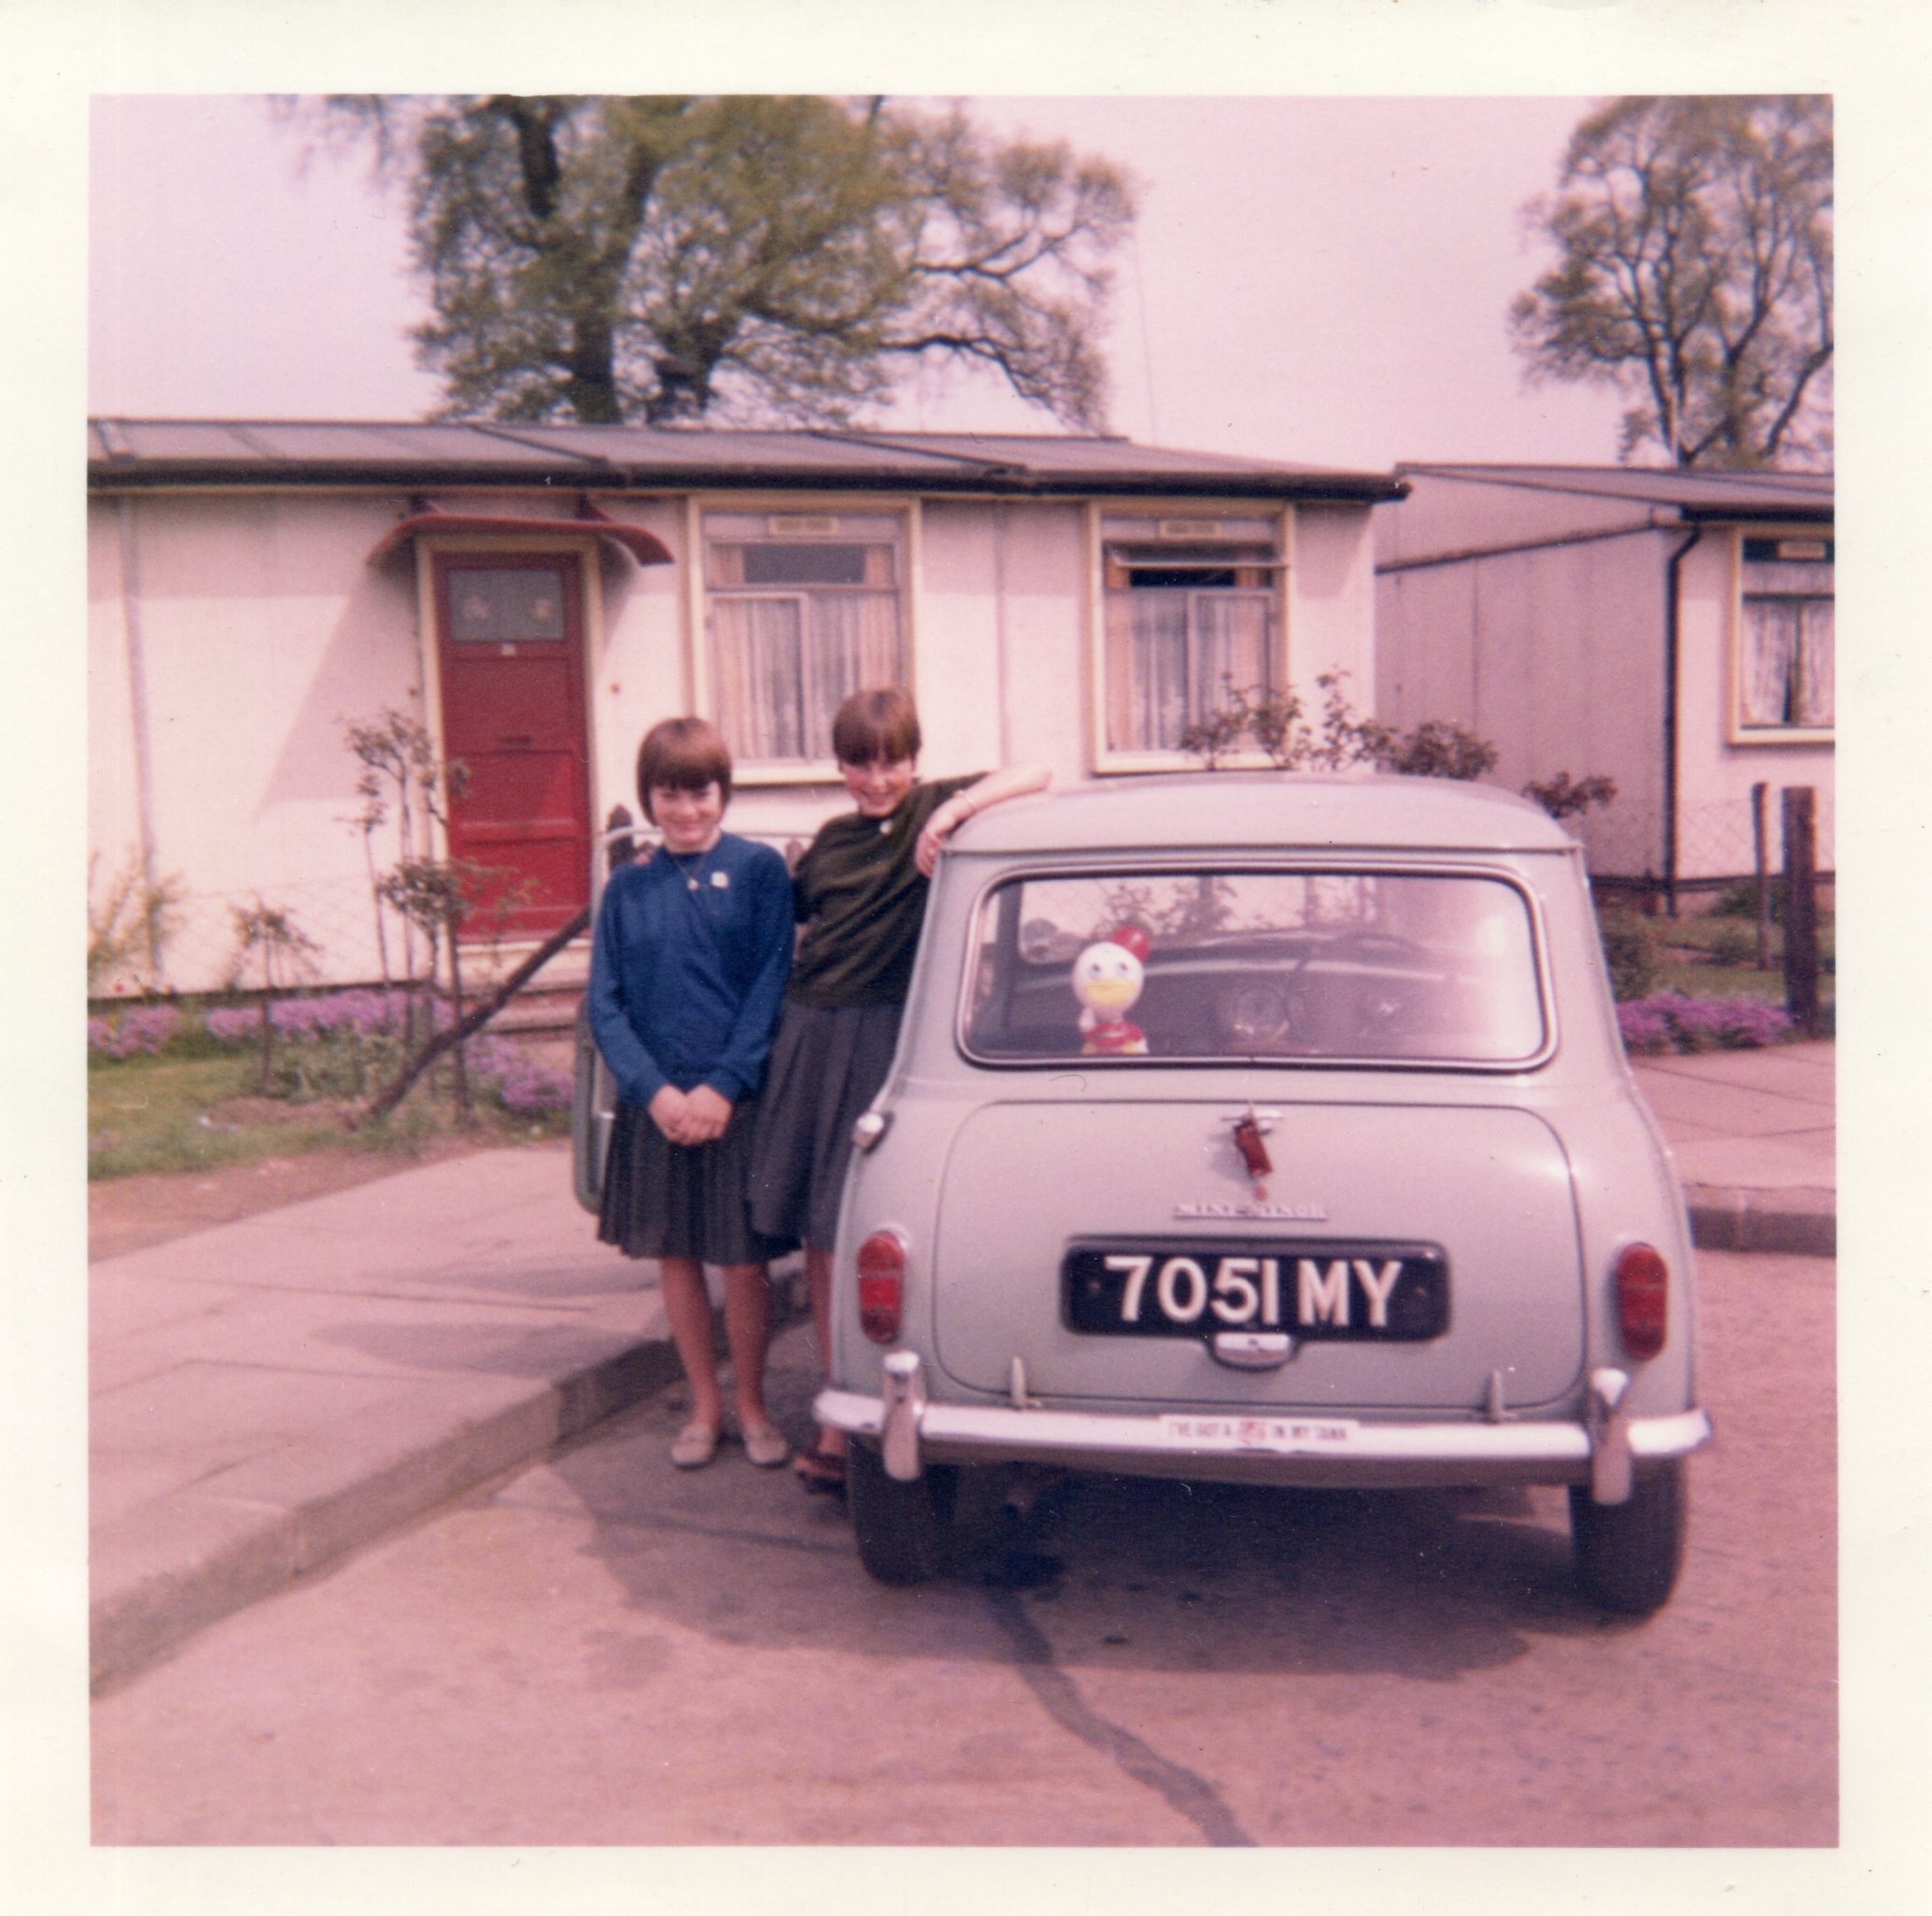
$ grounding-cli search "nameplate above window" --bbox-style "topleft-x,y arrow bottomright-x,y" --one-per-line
767,515 -> 841,537
1742,536 -> 1834,566
1107,543 -> 1284,571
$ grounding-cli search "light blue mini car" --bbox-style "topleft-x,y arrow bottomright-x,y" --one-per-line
815,775 -> 1710,1613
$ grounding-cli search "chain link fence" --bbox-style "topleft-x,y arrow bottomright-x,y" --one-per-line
1678,787 -> 1835,895
1582,783 -> 1835,910
91,871 -> 384,1004
89,828 -> 816,1006
92,794 -> 1829,1003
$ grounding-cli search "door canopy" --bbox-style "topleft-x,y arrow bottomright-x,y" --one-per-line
367,500 -> 673,567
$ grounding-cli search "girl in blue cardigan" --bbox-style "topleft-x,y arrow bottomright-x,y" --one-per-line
587,718 -> 795,1471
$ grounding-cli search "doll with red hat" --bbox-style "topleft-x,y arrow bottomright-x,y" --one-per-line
1073,925 -> 1151,1055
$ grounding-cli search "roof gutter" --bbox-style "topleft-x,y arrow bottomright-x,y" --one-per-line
1662,525 -> 1704,916
87,460 -> 1407,504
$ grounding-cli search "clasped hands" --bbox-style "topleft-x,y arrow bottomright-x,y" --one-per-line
648,1082 -> 734,1147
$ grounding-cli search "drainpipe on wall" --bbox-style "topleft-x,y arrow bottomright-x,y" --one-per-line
114,495 -> 162,973
994,501 -> 1013,766
1661,525 -> 1704,919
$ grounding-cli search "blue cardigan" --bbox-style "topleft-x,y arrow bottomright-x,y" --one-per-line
586,833 -> 794,1108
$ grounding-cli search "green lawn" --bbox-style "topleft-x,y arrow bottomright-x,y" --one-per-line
89,1052 -> 346,1179
87,1048 -> 566,1181
1651,909 -> 1833,1007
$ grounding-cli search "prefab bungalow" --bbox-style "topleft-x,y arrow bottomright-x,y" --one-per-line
89,420 -> 1404,993
1374,463 -> 1834,908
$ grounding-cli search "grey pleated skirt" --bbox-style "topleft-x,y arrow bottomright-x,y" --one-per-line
748,1001 -> 904,1250
598,1094 -> 793,1265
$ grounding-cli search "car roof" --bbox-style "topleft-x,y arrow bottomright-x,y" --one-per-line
952,773 -> 1576,855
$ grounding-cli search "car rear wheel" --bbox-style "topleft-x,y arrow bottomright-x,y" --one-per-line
1569,1460 -> 1687,1615
848,1443 -> 956,1585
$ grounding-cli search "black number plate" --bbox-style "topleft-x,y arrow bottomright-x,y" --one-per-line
1063,1242 -> 1448,1340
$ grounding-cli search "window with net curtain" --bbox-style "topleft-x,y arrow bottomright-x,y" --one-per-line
1739,537 -> 1834,731
1101,514 -> 1285,754
705,513 -> 907,764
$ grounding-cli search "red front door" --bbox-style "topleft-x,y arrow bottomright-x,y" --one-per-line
433,553 -> 592,940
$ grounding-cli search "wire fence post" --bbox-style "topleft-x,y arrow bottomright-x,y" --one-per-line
1751,781 -> 1771,970
1781,785 -> 1820,1036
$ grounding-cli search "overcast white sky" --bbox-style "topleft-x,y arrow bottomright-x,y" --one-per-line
90,93 -> 1633,472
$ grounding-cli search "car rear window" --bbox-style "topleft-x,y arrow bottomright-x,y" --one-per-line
962,867 -> 1547,1066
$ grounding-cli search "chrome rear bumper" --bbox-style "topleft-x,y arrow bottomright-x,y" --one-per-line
818,1353 -> 1710,1502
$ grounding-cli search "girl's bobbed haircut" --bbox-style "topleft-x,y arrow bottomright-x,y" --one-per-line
635,716 -> 732,823
831,686 -> 922,767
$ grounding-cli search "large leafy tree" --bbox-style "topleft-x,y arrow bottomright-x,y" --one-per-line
1511,95 -> 1833,468
300,95 -> 1135,430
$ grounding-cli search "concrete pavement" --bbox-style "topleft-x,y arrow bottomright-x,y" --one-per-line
88,1039 -> 1834,1690
1631,1037 -> 1836,1256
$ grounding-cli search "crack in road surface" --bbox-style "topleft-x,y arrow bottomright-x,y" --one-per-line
985,1587 -> 1255,1847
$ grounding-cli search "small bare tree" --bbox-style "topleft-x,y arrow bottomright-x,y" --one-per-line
343,707 -> 545,1122
344,709 -> 463,1045
374,854 -> 531,1118
227,897 -> 321,1093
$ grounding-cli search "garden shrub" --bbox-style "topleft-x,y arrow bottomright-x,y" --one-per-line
1596,910 -> 1659,1001
1710,879 -> 1779,922
1702,919 -> 1756,968
1617,993 -> 1793,1054
199,990 -> 571,1116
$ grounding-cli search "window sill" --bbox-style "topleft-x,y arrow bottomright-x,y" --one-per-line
1727,726 -> 1835,748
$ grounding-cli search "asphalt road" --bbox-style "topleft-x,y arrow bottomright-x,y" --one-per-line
92,1248 -> 1834,1848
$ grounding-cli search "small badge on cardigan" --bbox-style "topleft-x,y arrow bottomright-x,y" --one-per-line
710,870 -> 730,888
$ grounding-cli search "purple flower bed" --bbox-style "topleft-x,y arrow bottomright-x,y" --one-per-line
204,991 -> 434,1045
495,1059 -> 574,1116
461,1033 -> 572,1115
1618,991 -> 1793,1055
104,986 -> 571,1120
269,990 -> 419,1040
87,1004 -> 181,1058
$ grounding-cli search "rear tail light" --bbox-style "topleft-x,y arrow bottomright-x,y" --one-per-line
856,1230 -> 908,1345
1614,1243 -> 1669,1360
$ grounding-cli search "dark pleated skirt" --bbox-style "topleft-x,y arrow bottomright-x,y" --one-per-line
748,1001 -> 904,1250
598,1094 -> 793,1265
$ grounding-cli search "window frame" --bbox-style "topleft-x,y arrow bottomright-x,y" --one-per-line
687,495 -> 921,783
953,856 -> 1558,1075
1727,523 -> 1835,747
1085,500 -> 1295,775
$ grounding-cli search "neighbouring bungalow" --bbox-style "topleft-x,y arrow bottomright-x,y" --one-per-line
1374,462 -> 1834,909
89,420 -> 1405,993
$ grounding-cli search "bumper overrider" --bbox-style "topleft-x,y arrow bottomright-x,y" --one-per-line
818,1352 -> 1712,1505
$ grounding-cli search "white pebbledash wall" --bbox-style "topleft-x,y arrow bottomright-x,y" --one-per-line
90,492 -> 425,995
1671,534 -> 1834,883
1376,500 -> 1833,888
90,486 -> 1381,993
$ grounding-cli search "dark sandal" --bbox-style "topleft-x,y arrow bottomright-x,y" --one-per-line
792,1446 -> 846,1494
